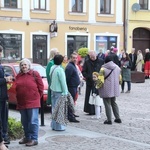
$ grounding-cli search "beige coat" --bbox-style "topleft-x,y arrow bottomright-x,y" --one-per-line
136,53 -> 143,72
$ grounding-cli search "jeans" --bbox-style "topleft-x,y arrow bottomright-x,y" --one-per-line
0,101 -> 8,138
121,81 -> 131,91
20,108 -> 39,141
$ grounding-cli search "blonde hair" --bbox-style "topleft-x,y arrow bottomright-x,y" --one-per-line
19,58 -> 32,72
49,48 -> 58,60
93,72 -> 99,77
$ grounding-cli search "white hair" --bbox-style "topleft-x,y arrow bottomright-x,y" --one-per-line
19,58 -> 32,72
49,48 -> 58,60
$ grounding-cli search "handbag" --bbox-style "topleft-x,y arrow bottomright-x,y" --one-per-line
95,67 -> 115,89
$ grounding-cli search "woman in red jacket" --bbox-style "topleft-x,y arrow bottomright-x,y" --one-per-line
16,58 -> 44,147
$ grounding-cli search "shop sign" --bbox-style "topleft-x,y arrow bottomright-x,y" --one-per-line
69,26 -> 87,31
50,32 -> 57,38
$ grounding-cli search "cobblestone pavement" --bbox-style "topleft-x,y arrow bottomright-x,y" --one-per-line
9,80 -> 150,150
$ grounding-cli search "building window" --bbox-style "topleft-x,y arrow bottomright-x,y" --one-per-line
34,0 -> 46,10
4,0 -> 17,8
0,34 -> 22,61
67,35 -> 88,58
72,0 -> 83,12
95,36 -> 117,54
139,0 -> 148,10
100,0 -> 111,14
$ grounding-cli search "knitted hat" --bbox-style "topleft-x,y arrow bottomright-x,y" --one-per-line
113,48 -> 118,52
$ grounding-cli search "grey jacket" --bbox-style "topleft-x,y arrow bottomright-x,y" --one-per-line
99,61 -> 121,98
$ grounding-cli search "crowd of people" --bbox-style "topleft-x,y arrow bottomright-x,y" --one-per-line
0,43 -> 150,149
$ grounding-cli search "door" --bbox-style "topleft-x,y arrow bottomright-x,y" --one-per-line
133,28 -> 150,56
33,35 -> 47,66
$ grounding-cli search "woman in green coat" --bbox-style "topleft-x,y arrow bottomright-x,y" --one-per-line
120,52 -> 132,93
46,48 -> 59,105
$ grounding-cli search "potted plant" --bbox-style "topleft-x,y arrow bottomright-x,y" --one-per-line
77,47 -> 88,58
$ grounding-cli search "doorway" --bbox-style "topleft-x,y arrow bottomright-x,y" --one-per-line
133,28 -> 150,56
33,35 -> 47,66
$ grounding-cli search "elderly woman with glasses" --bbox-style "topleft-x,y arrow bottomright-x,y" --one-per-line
16,58 -> 44,147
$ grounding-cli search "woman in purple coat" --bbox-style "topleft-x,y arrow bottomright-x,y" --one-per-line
99,56 -> 122,125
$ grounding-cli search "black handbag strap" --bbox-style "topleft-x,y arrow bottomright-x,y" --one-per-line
104,69 -> 114,80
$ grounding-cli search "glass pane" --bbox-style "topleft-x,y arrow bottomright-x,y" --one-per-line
0,34 -> 22,61
96,36 -> 108,54
76,36 -> 87,41
106,0 -> 110,13
34,0 -> 39,9
76,41 -> 87,51
72,0 -> 76,12
139,0 -> 148,9
4,0 -> 10,7
77,0 -> 83,12
40,0 -> 46,9
100,0 -> 104,13
11,0 -> 17,8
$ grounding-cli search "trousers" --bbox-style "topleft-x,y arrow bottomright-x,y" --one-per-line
103,97 -> 120,121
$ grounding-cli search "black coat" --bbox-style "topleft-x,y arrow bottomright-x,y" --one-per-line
129,53 -> 137,71
0,65 -> 8,101
108,52 -> 120,67
144,52 -> 150,62
82,57 -> 104,85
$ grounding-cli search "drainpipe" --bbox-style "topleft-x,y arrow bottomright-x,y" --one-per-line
124,0 -> 126,51
124,0 -> 129,52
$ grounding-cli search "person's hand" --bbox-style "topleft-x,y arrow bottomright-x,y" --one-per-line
123,65 -> 127,68
5,76 -> 14,82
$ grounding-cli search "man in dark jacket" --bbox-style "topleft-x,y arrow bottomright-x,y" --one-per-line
0,45 -> 13,145
82,50 -> 104,115
129,48 -> 137,71
108,47 -> 120,67
65,52 -> 80,122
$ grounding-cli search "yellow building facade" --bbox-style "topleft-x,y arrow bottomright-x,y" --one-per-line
0,0 -> 124,65
126,0 -> 150,55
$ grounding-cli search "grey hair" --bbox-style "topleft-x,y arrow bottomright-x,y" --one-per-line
19,58 -> 32,72
49,48 -> 58,61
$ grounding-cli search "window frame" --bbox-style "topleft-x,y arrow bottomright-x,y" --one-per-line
0,33 -> 23,61
97,0 -> 114,15
100,0 -> 111,14
71,0 -> 83,13
69,0 -> 86,14
4,0 -> 17,8
139,0 -> 148,10
34,0 -> 46,11
31,0 -> 50,13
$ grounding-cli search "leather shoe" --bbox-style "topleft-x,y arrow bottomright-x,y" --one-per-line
69,119 -> 80,123
114,119 -> 122,123
26,140 -> 38,147
3,136 -> 10,144
104,120 -> 112,125
19,138 -> 29,144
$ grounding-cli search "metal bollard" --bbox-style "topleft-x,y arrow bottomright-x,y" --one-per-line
40,95 -> 45,126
